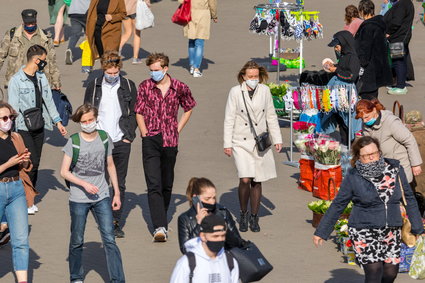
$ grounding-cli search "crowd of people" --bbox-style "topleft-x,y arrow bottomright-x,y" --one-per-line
0,0 -> 423,282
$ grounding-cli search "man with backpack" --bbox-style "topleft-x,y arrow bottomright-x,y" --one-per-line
60,103 -> 125,283
0,9 -> 61,91
170,214 -> 239,283
84,50 -> 137,238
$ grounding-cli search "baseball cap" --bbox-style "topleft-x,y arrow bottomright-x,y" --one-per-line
328,37 -> 340,47
200,214 -> 226,233
22,9 -> 38,24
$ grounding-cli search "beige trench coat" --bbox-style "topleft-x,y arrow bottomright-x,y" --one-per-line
224,83 -> 283,182
363,110 -> 422,182
178,0 -> 217,40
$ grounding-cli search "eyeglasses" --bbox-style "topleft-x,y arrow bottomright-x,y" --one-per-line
0,115 -> 16,122
360,151 -> 380,160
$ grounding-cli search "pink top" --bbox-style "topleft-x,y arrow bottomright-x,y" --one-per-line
124,0 -> 137,15
344,18 -> 364,36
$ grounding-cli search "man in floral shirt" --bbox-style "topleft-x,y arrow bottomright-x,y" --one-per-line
135,53 -> 196,242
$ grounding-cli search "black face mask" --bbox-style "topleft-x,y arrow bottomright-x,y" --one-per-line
201,202 -> 216,213
206,240 -> 224,254
335,50 -> 341,60
37,59 -> 47,72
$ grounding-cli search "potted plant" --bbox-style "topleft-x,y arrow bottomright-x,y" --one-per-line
307,200 -> 331,228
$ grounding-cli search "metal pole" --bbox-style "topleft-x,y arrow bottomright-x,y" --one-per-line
277,12 -> 281,84
348,85 -> 352,152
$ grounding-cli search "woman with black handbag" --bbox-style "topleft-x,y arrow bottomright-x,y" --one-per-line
223,61 -> 282,233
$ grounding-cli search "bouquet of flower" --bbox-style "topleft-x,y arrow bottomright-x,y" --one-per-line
293,121 -> 316,135
267,82 -> 290,97
312,136 -> 342,165
334,219 -> 349,239
294,134 -> 314,155
307,200 -> 332,214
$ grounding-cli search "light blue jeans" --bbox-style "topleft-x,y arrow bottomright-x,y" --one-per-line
188,39 -> 205,69
0,180 -> 29,271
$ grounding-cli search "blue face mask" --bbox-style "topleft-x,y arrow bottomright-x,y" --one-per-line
150,70 -> 166,82
24,24 -> 37,33
365,117 -> 377,126
104,73 -> 120,85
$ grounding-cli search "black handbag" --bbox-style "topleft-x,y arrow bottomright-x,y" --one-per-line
241,90 -> 272,153
230,241 -> 273,283
20,78 -> 45,132
388,32 -> 408,60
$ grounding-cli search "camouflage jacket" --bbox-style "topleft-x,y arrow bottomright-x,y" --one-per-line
0,25 -> 61,89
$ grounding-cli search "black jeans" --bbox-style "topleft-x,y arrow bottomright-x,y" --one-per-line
111,140 -> 131,224
18,129 -> 45,187
68,15 -> 86,52
392,50 -> 408,89
142,134 -> 178,230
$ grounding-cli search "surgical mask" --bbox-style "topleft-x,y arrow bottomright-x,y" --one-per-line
24,24 -> 37,33
0,119 -> 13,132
37,59 -> 47,72
80,121 -> 97,133
206,240 -> 224,254
364,117 -> 377,126
245,79 -> 259,90
150,70 -> 166,82
104,73 -> 120,85
201,202 -> 217,213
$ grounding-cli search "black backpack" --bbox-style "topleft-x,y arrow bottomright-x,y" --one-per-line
186,251 -> 234,283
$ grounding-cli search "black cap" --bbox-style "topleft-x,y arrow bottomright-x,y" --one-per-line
200,214 -> 226,233
328,37 -> 340,47
22,9 -> 37,24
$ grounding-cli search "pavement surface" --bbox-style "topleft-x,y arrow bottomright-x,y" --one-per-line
1,0 -> 425,282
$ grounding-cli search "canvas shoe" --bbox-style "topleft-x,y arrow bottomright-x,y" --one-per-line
153,227 -> 167,242
32,204 -> 39,213
65,49 -> 73,65
189,66 -> 195,75
387,87 -> 408,95
132,58 -> 144,65
193,70 -> 203,78
28,206 -> 36,215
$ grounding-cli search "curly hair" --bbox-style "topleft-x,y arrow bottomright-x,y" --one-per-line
101,50 -> 123,70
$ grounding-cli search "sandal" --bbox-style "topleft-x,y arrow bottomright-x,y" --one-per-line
53,40 -> 60,47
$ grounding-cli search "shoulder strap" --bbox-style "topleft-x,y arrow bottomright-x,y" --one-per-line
241,89 -> 258,139
9,27 -> 16,40
126,78 -> 131,93
225,251 -> 235,272
70,133 -> 81,170
399,176 -> 407,206
97,130 -> 109,155
186,252 -> 196,283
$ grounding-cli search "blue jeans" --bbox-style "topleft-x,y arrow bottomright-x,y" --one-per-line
0,180 -> 29,271
188,39 -> 204,69
69,197 -> 125,283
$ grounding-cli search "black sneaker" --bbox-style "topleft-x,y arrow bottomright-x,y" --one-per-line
0,228 -> 10,246
249,214 -> 260,232
114,222 -> 125,238
239,211 -> 249,232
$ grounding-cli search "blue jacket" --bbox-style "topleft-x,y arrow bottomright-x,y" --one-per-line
315,158 -> 424,240
8,67 -> 61,131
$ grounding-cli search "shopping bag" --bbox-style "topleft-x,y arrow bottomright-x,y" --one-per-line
172,0 -> 191,26
135,0 -> 154,30
399,243 -> 415,273
313,163 -> 342,200
409,236 -> 425,279
79,40 -> 93,67
230,241 -> 273,283
299,157 -> 314,192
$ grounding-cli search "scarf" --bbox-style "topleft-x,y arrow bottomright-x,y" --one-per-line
355,156 -> 386,178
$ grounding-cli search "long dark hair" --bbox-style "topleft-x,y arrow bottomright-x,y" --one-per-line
351,136 -> 381,167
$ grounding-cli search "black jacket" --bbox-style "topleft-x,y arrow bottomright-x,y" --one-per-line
84,75 -> 137,142
355,16 -> 392,92
384,0 -> 414,44
315,158 -> 424,240
177,204 -> 244,254
333,31 -> 361,83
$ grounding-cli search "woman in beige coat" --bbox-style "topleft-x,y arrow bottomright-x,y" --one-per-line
178,0 -> 217,77
224,61 -> 283,233
356,99 -> 422,183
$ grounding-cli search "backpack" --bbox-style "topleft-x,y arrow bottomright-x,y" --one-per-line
186,251 -> 234,283
52,90 -> 73,126
65,130 -> 109,188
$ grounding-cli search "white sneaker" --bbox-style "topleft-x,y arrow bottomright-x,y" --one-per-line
28,206 -> 36,215
189,66 -> 195,75
153,227 -> 167,242
65,49 -> 73,65
193,70 -> 203,78
32,204 -> 39,213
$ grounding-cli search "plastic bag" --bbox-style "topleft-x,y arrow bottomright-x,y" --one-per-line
136,0 -> 154,30
409,236 -> 425,279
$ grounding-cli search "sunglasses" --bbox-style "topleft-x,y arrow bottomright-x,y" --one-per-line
0,115 -> 16,122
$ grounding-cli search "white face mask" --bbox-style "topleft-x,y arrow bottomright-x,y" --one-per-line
245,79 -> 259,90
0,119 -> 12,132
80,121 -> 97,133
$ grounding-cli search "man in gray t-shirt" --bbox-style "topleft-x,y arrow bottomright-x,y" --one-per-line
62,134 -> 113,202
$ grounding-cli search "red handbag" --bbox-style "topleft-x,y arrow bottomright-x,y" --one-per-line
172,0 -> 191,25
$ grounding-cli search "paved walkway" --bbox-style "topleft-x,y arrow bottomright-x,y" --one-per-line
1,0 -> 425,282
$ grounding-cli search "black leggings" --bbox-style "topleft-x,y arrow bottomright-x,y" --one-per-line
363,262 -> 398,283
94,27 -> 104,57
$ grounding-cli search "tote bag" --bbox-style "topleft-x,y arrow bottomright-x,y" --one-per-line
136,0 -> 154,30
171,0 -> 191,26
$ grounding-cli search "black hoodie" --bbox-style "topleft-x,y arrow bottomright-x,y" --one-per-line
355,15 -> 392,92
332,30 -> 361,83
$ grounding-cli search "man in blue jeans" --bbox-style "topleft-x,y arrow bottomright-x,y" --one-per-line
60,104 -> 125,283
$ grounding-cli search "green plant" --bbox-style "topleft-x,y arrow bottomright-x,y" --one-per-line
307,200 -> 331,214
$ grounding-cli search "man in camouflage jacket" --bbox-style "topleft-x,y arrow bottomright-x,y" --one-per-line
0,9 -> 61,90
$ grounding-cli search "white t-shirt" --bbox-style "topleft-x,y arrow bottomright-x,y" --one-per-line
98,79 -> 123,142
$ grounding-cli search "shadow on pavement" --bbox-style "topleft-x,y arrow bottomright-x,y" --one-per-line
119,192 -> 186,234
120,45 -> 150,61
80,241 -> 110,282
219,187 -> 275,220
36,169 -> 69,203
0,246 -> 42,282
45,127 -> 67,147
324,268 -> 363,283
172,57 -> 215,72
